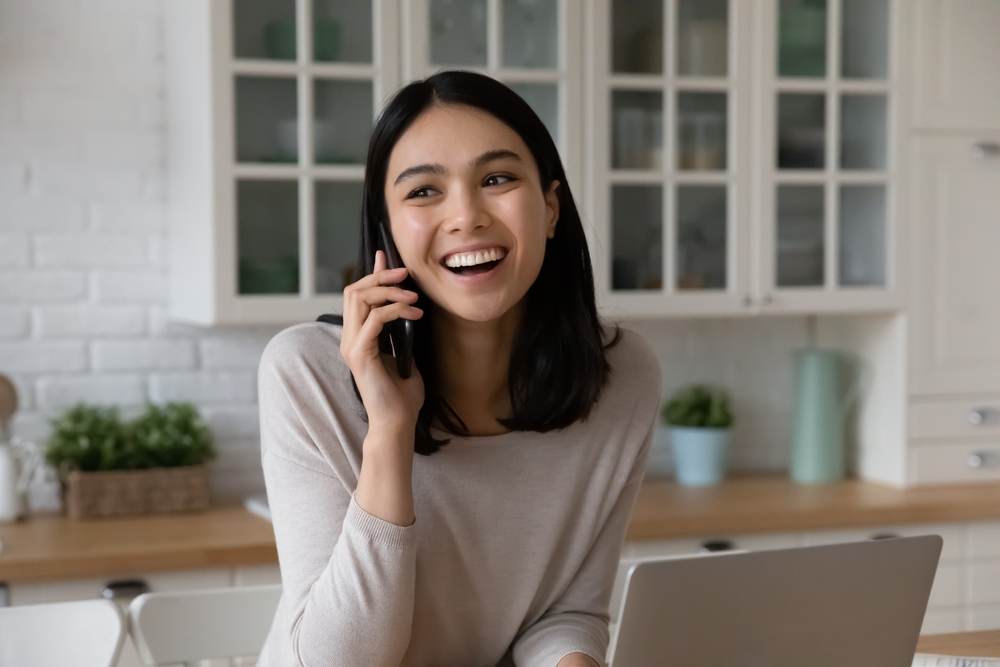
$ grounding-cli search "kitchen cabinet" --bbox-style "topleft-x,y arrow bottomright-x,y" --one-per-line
587,0 -> 904,318
912,0 -> 1000,131
166,0 -> 906,324
615,520 -> 1000,636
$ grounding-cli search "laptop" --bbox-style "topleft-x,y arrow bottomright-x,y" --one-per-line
608,535 -> 942,667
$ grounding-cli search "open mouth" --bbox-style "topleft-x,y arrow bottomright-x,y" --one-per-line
445,257 -> 504,276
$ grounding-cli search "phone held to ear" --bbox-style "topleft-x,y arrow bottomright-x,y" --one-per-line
378,222 -> 415,379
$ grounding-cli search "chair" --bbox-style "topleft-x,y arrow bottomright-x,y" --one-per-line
0,599 -> 126,667
128,584 -> 282,666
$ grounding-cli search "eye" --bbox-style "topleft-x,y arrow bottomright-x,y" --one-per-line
406,186 -> 435,199
484,173 -> 515,187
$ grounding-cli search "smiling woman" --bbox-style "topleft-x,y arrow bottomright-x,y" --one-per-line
256,71 -> 662,667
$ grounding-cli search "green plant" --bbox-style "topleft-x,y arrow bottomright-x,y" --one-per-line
131,402 -> 216,469
45,404 -> 136,472
662,385 -> 733,428
46,402 -> 216,472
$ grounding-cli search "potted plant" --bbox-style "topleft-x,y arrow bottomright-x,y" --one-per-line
46,402 -> 216,519
661,385 -> 733,486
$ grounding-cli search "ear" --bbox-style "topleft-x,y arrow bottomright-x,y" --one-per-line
544,180 -> 560,239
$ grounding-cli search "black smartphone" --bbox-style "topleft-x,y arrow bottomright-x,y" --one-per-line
378,222 -> 414,379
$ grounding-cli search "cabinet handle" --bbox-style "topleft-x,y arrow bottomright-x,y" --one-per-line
968,409 -> 989,425
972,142 -> 1000,159
968,451 -> 999,468
700,539 -> 735,553
762,293 -> 774,305
742,294 -> 753,307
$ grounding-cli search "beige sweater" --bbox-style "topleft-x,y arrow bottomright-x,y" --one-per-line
255,322 -> 661,667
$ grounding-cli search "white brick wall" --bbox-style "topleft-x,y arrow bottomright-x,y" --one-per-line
0,0 -> 816,501
0,0 -> 276,498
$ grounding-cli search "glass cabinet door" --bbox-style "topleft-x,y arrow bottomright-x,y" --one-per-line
229,0 -> 393,308
768,0 -> 891,302
596,0 -> 743,313
403,0 -> 572,177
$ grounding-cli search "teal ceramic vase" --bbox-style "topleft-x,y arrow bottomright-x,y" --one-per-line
790,348 -> 863,484
670,427 -> 731,486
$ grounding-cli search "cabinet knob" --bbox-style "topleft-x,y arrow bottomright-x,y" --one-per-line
968,451 -> 998,468
762,293 -> 774,305
742,294 -> 753,307
968,409 -> 988,425
972,142 -> 1000,159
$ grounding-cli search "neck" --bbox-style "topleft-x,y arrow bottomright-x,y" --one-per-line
431,299 -> 525,435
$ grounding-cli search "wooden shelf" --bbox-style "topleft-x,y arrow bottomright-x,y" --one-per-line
5,476 -> 1000,584
0,503 -> 277,584
627,474 -> 1000,541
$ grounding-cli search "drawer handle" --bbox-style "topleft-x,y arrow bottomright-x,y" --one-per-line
969,409 -> 990,426
968,451 -> 1000,469
700,539 -> 735,553
973,142 -> 1000,159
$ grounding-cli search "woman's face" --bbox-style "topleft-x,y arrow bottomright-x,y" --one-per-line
384,103 -> 559,324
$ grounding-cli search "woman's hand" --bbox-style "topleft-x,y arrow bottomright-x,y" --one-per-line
556,653 -> 600,667
340,250 -> 425,435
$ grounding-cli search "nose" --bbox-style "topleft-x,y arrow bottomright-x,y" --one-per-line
442,184 -> 490,235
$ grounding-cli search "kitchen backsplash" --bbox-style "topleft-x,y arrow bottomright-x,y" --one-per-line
0,0 -> 814,498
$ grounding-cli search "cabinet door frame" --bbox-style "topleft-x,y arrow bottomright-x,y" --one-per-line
754,0 -> 907,317
586,0 -> 756,320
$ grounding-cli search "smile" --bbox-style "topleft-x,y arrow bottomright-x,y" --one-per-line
441,247 -> 507,277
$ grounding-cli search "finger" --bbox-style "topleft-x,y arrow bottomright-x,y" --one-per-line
355,285 -> 418,308
374,249 -> 386,272
357,302 -> 424,348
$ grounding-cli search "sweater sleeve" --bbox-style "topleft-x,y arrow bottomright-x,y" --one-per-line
511,419 -> 655,667
259,329 -> 418,667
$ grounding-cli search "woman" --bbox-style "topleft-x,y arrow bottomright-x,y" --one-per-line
257,71 -> 661,667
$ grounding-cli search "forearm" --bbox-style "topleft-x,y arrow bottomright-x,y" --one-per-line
557,653 -> 601,667
354,424 -> 416,526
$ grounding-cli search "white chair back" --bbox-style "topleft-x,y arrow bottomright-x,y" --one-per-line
0,599 -> 126,667
128,584 -> 282,666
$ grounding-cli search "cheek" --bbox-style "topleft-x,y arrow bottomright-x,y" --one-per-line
389,209 -> 435,268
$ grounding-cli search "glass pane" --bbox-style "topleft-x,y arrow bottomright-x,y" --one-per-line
502,0 -> 557,69
777,185 -> 824,287
612,0 -> 663,73
238,180 -> 299,295
778,0 -> 827,77
509,83 -> 558,145
233,0 -> 297,61
841,0 -> 888,79
430,0 -> 487,66
839,185 -> 886,286
677,0 -> 728,77
314,79 -> 373,165
235,76 -> 298,163
312,0 -> 371,63
840,94 -> 887,170
677,185 -> 727,290
316,181 -> 363,293
612,185 -> 662,290
777,93 -> 825,169
612,91 -> 663,170
677,92 -> 727,171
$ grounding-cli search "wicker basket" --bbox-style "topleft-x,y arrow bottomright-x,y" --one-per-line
62,465 -> 210,520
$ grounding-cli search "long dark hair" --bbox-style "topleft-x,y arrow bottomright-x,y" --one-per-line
320,70 -> 621,455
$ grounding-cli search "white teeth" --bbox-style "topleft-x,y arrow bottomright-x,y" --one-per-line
444,247 -> 506,269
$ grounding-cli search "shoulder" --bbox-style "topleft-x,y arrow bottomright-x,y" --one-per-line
603,325 -> 662,400
259,321 -> 348,385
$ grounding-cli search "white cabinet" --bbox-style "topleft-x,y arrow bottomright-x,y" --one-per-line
587,0 -> 905,319
165,0 -> 400,325
909,135 -> 1000,396
913,0 -> 1000,131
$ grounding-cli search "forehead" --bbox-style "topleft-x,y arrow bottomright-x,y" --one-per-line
387,103 -> 534,172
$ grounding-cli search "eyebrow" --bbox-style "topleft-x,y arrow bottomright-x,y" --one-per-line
392,148 -> 523,186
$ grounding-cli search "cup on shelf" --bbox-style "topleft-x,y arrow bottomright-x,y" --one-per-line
678,110 -> 726,170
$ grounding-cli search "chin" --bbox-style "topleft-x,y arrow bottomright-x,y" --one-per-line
437,296 -> 518,324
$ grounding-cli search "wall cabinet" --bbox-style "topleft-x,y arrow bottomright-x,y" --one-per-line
166,0 -> 904,325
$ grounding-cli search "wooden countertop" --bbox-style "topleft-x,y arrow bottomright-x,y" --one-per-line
5,475 -> 1000,584
917,630 -> 1000,658
0,504 -> 277,583
625,474 -> 1000,541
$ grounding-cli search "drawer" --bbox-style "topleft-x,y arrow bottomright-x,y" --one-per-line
910,399 -> 1000,439
910,442 -> 1000,484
